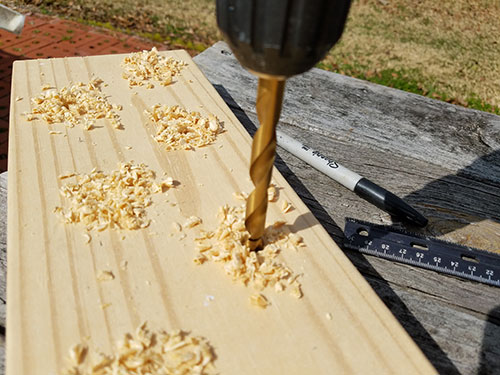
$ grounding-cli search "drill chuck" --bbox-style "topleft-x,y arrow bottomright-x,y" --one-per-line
216,0 -> 351,77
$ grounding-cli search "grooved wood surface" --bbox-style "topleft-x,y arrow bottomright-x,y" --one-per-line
6,51 -> 436,374
193,42 -> 500,375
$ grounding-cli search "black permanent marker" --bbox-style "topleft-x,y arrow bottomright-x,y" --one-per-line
276,131 -> 428,227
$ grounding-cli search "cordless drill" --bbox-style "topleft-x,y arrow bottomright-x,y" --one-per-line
216,0 -> 351,250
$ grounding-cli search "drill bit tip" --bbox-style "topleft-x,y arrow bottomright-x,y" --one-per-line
247,237 -> 263,252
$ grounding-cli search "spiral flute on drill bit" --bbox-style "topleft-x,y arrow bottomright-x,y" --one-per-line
245,78 -> 285,250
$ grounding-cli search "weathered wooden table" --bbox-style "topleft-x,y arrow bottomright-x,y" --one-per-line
1,41 -> 499,374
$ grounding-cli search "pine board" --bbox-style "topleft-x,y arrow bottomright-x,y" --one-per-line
6,51 -> 436,374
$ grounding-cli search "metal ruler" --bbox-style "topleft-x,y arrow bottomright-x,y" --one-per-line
343,218 -> 500,287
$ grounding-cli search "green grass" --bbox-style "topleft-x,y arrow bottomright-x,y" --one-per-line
5,0 -> 500,115
467,95 -> 500,116
323,0 -> 500,114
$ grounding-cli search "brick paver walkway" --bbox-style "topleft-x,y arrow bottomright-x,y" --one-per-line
0,13 -> 163,172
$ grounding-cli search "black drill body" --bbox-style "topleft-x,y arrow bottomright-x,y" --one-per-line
216,0 -> 351,77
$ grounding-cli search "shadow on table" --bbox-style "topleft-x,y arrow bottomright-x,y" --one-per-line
213,83 -> 461,374
401,149 -> 500,250
478,304 -> 500,375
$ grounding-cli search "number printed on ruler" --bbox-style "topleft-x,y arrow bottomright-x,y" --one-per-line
343,218 -> 500,288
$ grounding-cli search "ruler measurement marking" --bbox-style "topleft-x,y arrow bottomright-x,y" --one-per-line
344,219 -> 500,288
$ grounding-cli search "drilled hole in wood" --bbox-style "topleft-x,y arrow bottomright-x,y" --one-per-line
461,255 -> 479,263
411,242 -> 428,251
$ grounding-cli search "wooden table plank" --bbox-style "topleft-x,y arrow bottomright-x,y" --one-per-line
193,41 -> 500,375
5,50 -> 436,374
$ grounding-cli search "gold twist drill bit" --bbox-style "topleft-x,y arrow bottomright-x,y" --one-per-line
245,77 -> 286,251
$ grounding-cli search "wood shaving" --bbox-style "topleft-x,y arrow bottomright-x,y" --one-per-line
59,172 -> 76,180
273,220 -> 286,229
49,130 -> 63,135
61,323 -> 216,375
274,282 -> 285,292
83,233 -> 92,244
184,216 -> 202,228
15,96 -> 23,101
289,282 -> 303,299
97,270 -> 115,281
193,254 -> 207,265
26,78 -> 122,129
161,177 -> 175,190
193,203 -> 305,304
267,184 -> 278,202
55,162 -> 176,232
121,47 -> 186,87
152,179 -> 176,194
145,104 -> 223,151
326,312 -> 333,320
196,243 -> 212,252
250,293 -> 269,309
281,200 -> 294,213
288,233 -> 303,247
232,191 -> 247,201
69,343 -> 88,366
172,222 -> 182,232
